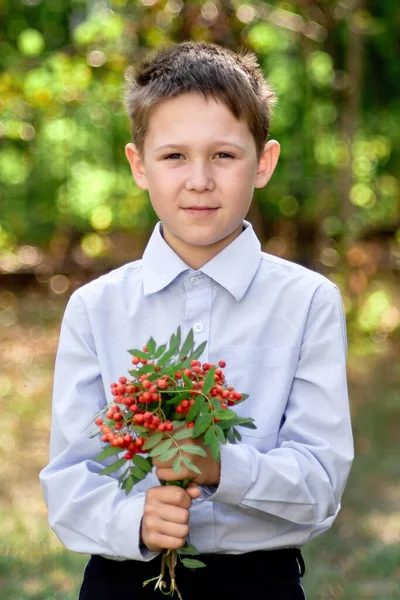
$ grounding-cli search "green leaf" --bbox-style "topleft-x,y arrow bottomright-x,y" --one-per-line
131,466 -> 147,480
214,424 -> 226,444
178,543 -> 200,556
142,432 -> 163,450
181,456 -> 201,475
99,457 -> 125,476
227,430 -> 236,443
172,427 -> 194,441
94,445 -> 122,462
188,340 -> 207,362
233,428 -> 242,441
128,349 -> 149,359
180,373 -> 193,389
193,412 -> 212,437
157,447 -> 178,462
149,438 -> 173,457
168,330 -> 181,355
237,419 -> 256,429
124,475 -> 135,494
212,408 -> 236,420
172,457 -> 182,474
130,425 -> 148,434
179,328 -> 194,360
132,454 -> 153,473
180,444 -> 207,457
201,366 -> 216,396
204,427 -> 220,461
146,337 -> 156,355
181,558 -> 206,568
186,394 -> 205,422
158,346 -> 179,367
153,343 -> 167,359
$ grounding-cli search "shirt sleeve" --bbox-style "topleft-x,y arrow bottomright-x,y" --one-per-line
39,292 -> 159,562
208,283 -> 354,536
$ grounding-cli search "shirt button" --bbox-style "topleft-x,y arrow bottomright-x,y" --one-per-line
191,277 -> 199,286
193,322 -> 203,333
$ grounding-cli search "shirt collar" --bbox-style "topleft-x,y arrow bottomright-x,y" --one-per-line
142,221 -> 261,301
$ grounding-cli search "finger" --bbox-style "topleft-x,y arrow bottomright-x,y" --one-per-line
146,485 -> 192,508
186,483 -> 201,499
143,531 -> 188,552
152,456 -> 175,469
148,504 -> 190,525
155,466 -> 192,482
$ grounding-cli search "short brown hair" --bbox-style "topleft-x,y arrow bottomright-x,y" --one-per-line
124,41 -> 277,160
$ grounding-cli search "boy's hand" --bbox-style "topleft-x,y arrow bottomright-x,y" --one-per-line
141,484 -> 201,551
152,436 -> 221,486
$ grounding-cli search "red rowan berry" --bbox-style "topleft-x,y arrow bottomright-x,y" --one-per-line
124,451 -> 133,460
143,345 -> 148,353
234,392 -> 242,401
114,422 -> 123,430
117,384 -> 126,395
95,417 -> 103,426
181,400 -> 190,409
132,356 -> 140,365
126,385 -> 135,394
129,404 -> 139,413
106,410 -> 113,419
151,393 -> 159,402
113,413 -> 123,421
174,372 -> 181,379
119,376 -> 127,385
218,360 -> 226,368
142,392 -> 151,403
101,434 -> 108,442
142,380 -> 151,389
186,422 -> 195,428
165,422 -> 173,431
158,423 -> 166,433
124,434 -> 132,443
176,406 -> 183,414
134,414 -> 145,424
135,437 -> 144,446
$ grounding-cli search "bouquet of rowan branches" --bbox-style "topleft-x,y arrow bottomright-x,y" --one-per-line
91,327 -> 255,599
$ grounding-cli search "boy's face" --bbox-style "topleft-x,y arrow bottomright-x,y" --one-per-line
126,92 -> 279,269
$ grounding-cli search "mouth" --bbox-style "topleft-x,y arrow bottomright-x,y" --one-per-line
182,206 -> 219,216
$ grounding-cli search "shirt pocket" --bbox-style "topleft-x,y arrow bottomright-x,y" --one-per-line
219,344 -> 300,440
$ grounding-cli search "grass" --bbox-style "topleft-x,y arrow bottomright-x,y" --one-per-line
0,286 -> 399,599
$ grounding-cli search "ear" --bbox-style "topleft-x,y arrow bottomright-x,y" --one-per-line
125,143 -> 148,190
254,140 -> 280,189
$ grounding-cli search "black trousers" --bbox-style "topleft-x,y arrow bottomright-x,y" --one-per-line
79,549 -> 306,600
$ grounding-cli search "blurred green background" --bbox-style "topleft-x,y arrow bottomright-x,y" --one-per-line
0,0 -> 399,598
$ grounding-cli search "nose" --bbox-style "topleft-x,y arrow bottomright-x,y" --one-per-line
185,160 -> 215,192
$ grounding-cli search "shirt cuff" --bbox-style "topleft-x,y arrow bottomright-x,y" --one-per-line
205,442 -> 252,506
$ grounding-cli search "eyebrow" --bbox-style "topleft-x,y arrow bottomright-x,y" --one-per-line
153,141 -> 246,153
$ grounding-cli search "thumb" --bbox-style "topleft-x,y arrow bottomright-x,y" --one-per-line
186,483 -> 201,500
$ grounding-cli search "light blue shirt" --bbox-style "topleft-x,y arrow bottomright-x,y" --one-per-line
40,221 -> 354,561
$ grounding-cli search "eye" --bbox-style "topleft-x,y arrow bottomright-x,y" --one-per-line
216,152 -> 234,159
164,153 -> 183,160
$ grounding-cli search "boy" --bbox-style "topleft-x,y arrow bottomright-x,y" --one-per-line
40,41 -> 353,600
